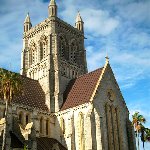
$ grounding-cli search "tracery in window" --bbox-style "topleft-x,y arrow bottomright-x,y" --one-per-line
59,36 -> 69,60
29,42 -> 37,66
70,41 -> 78,64
105,104 -> 120,150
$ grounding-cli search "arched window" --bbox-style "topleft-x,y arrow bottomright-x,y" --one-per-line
3,108 -> 6,118
46,119 -> 49,136
79,24 -> 81,30
59,36 -> 69,60
26,114 -> 30,124
70,42 -> 77,63
29,42 -> 37,66
40,36 -> 47,61
40,117 -> 44,134
19,112 -> 23,124
105,104 -> 121,150
52,7 -> 54,16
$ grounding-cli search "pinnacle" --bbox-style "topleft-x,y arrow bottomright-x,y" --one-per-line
49,0 -> 56,6
24,12 -> 31,23
76,12 -> 83,22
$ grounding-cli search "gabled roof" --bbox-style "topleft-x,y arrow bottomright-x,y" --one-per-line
61,67 -> 103,111
0,69 -> 48,111
13,76 -> 49,111
37,137 -> 67,150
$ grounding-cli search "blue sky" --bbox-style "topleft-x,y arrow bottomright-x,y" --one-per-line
0,0 -> 150,148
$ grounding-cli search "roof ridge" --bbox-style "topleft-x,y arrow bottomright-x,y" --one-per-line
77,67 -> 104,79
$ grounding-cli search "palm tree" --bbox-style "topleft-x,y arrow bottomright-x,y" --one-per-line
145,128 -> 150,142
132,112 -> 146,150
0,68 -> 22,150
140,125 -> 146,150
140,127 -> 150,150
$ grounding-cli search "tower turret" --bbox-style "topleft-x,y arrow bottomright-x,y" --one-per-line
75,12 -> 84,33
48,0 -> 57,17
24,13 -> 32,32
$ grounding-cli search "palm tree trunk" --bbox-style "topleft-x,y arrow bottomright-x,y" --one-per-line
137,130 -> 140,150
2,99 -> 8,150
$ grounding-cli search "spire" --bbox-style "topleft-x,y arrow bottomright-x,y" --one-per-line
24,13 -> 31,23
24,13 -> 32,32
48,0 -> 57,17
76,12 -> 83,23
75,12 -> 84,33
49,0 -> 56,6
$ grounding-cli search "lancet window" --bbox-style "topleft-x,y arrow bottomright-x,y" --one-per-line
59,36 -> 69,60
19,111 -> 23,124
46,119 -> 49,136
70,42 -> 77,64
26,114 -> 30,124
40,36 -> 48,61
105,104 -> 120,150
40,117 -> 44,134
29,42 -> 37,66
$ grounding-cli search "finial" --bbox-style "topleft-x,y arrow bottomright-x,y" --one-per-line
24,12 -> 31,23
76,11 -> 83,22
49,0 -> 56,6
105,53 -> 109,63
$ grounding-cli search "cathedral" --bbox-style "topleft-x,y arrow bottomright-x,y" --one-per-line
0,0 -> 136,149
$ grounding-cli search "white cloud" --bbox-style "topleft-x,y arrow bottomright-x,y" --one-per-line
59,0 -> 120,36
86,40 -> 150,89
82,9 -> 119,36
129,103 -> 150,130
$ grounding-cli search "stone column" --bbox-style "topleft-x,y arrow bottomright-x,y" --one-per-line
5,105 -> 14,150
43,117 -> 47,136
30,110 -> 38,150
71,114 -> 76,150
91,111 -> 97,150
94,109 -> 103,150
84,111 -> 92,150
54,34 -> 60,112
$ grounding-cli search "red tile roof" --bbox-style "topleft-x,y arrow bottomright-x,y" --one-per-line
61,68 -> 103,111
0,69 -> 48,111
13,76 -> 49,111
0,67 -> 104,112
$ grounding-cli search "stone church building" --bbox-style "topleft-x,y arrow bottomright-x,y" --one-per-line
0,0 -> 136,149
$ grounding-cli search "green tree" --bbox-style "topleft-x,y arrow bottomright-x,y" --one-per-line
0,68 -> 22,150
145,128 -> 150,142
132,112 -> 146,150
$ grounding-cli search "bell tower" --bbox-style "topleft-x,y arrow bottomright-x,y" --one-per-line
21,0 -> 87,112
